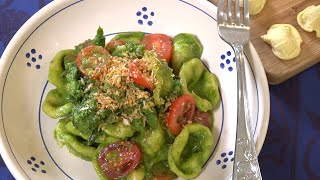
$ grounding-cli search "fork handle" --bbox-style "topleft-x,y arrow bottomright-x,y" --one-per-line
232,43 -> 262,180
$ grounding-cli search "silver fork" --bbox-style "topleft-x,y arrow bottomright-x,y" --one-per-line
216,0 -> 262,179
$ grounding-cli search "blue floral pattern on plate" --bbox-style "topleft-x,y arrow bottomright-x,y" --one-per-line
26,48 -> 42,69
216,151 -> 234,169
26,156 -> 46,174
220,50 -> 236,72
136,6 -> 155,26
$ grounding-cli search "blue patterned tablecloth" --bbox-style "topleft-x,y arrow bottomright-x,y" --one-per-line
0,1 -> 319,180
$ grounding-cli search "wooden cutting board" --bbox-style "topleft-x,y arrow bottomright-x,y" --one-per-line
211,0 -> 320,85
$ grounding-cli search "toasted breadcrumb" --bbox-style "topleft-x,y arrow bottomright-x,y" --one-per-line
87,56 -> 157,122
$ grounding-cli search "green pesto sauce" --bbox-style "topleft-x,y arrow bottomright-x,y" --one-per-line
180,131 -> 204,161
43,29 -> 219,180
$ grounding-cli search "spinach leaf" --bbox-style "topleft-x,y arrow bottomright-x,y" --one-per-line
93,26 -> 106,47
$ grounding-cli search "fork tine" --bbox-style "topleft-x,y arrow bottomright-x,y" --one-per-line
243,0 -> 249,26
234,0 -> 241,25
227,0 -> 233,24
217,0 -> 226,24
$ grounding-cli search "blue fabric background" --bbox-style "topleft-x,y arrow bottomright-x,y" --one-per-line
0,0 -> 319,179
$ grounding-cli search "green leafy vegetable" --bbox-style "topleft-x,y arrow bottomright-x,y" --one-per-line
63,51 -> 85,102
109,32 -> 145,58
112,41 -> 144,58
71,95 -> 111,138
75,27 -> 106,52
131,118 -> 146,134
141,109 -> 158,130
43,27 -> 220,179
93,26 -> 106,47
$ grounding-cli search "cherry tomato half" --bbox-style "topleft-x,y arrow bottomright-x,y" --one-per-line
193,108 -> 211,128
97,141 -> 141,179
76,45 -> 109,79
106,40 -> 126,53
142,34 -> 173,62
129,62 -> 154,90
167,94 -> 196,135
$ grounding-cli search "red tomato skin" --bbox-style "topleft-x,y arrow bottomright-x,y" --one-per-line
97,141 -> 141,179
167,94 -> 196,135
142,34 -> 172,62
129,62 -> 154,90
76,45 -> 109,79
106,40 -> 126,53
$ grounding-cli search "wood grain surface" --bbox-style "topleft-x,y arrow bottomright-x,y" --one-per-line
211,0 -> 320,85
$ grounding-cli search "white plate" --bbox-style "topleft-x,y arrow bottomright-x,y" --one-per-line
0,0 -> 270,179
